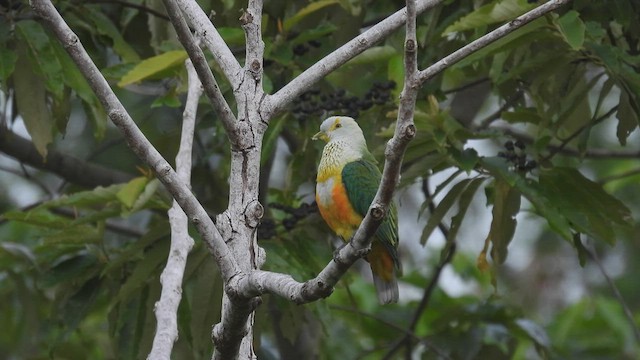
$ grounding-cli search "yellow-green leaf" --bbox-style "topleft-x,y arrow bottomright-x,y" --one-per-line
117,177 -> 149,209
118,50 -> 188,87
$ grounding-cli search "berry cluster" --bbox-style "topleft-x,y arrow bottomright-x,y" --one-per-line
498,140 -> 537,172
258,202 -> 318,240
291,81 -> 396,119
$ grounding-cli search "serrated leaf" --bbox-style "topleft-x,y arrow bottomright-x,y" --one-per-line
117,177 -> 150,209
0,47 -> 17,86
444,0 -> 536,34
555,10 -> 586,50
283,0 -> 339,32
86,7 -> 140,63
421,178 -> 474,245
15,20 -> 65,100
488,179 -> 521,264
119,50 -> 188,86
13,41 -> 53,158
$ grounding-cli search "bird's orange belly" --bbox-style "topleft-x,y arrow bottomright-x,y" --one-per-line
316,175 -> 363,241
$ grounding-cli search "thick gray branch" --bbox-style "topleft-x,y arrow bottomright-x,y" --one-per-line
147,60 -> 200,360
30,0 -> 239,282
263,0 -> 443,118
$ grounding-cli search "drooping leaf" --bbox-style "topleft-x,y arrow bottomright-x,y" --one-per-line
538,167 -> 632,245
447,177 -> 486,244
118,50 -> 188,87
555,10 -> 586,50
86,6 -> 140,63
421,178 -> 474,245
488,178 -> 521,264
0,47 -> 17,86
15,20 -> 65,100
616,89 -> 639,145
13,40 -> 53,158
283,0 -> 339,32
40,253 -> 98,288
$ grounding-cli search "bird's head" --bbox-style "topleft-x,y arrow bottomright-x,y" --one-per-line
312,116 -> 365,144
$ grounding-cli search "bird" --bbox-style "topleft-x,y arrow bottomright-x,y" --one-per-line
313,116 -> 401,304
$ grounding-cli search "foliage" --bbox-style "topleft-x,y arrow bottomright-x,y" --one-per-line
0,0 -> 639,359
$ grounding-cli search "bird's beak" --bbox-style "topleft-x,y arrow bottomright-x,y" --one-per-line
312,131 -> 328,142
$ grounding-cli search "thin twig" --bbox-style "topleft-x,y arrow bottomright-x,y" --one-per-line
540,105 -> 619,162
584,243 -> 640,344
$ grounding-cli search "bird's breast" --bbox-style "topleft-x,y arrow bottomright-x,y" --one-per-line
316,174 -> 362,240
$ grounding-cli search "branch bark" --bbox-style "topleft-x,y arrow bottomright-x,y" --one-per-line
0,126 -> 133,188
147,59 -> 200,360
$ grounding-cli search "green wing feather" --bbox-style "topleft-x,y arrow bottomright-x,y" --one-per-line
341,159 -> 400,270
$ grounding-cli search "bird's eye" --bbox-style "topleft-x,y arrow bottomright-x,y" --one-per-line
335,122 -> 342,128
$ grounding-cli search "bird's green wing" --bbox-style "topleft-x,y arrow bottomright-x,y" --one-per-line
341,159 -> 400,267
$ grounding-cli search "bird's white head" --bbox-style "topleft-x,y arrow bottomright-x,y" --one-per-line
312,116 -> 366,145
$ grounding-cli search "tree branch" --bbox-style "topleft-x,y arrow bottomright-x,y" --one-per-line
0,125 -> 133,188
416,0 -> 572,85
263,0 -> 443,118
161,0 -> 239,145
147,59 -> 200,360
30,0 -> 239,282
176,0 -> 243,90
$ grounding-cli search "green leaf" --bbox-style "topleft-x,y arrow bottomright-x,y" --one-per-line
218,27 -> 246,47
283,0 -> 339,32
40,254 -> 98,288
447,177 -> 486,244
481,157 -> 573,240
444,0 -> 536,34
555,10 -> 586,50
452,148 -> 479,172
86,7 -> 140,63
421,178 -> 474,245
111,241 -> 168,307
13,41 -> 53,158
15,20 -> 65,100
572,233 -> 588,267
49,39 -> 107,139
538,167 -> 632,245
116,177 -> 150,209
488,178 -> 521,264
119,50 -> 188,87
616,89 -> 639,145
0,47 -> 17,86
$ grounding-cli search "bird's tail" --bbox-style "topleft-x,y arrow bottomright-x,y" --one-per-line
372,272 -> 399,304
369,242 -> 400,304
